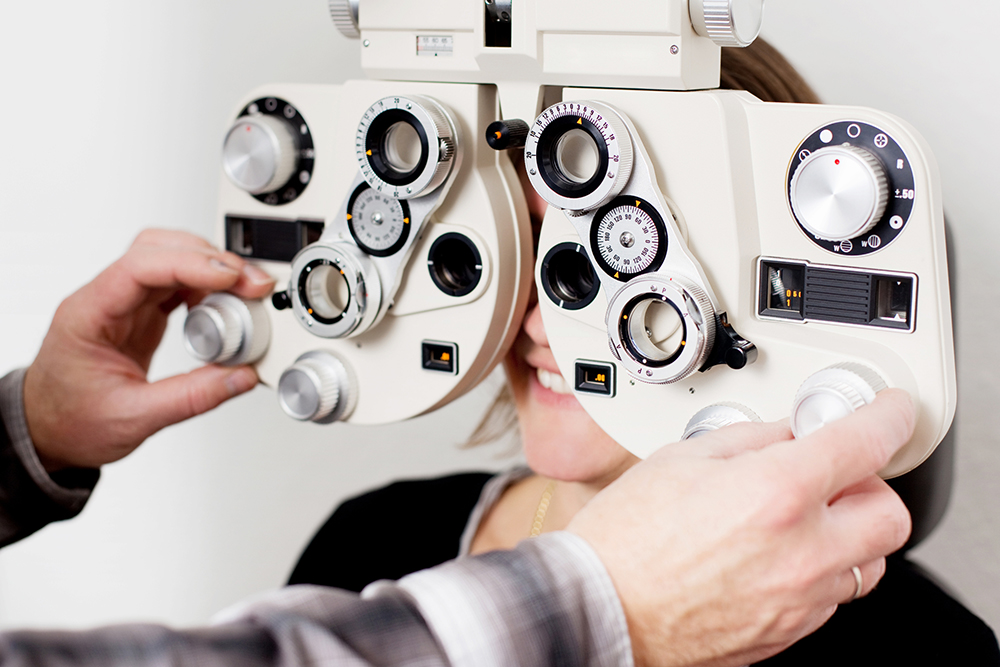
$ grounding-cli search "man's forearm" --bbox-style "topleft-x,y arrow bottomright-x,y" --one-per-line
0,369 -> 98,548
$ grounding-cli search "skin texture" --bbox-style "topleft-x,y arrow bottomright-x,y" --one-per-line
23,229 -> 275,472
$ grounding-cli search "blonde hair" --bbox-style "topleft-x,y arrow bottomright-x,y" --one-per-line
467,38 -> 819,447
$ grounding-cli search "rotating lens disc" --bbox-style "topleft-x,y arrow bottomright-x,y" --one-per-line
590,196 -> 667,281
346,183 -> 412,257
524,101 -> 633,212
356,95 -> 458,199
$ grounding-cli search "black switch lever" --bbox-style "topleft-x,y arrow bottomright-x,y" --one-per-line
486,119 -> 529,150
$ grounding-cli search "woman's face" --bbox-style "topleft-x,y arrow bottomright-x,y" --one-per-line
504,160 -> 639,486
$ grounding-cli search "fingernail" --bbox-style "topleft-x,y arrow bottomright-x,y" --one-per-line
210,258 -> 240,275
225,367 -> 258,396
242,263 -> 274,285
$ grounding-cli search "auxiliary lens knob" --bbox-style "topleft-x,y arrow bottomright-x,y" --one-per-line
277,351 -> 356,423
789,145 -> 889,242
328,0 -> 360,38
790,363 -> 887,438
223,114 -> 299,195
183,293 -> 271,366
682,402 -> 761,440
690,0 -> 764,48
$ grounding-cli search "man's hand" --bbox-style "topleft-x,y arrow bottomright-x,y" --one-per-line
23,229 -> 275,472
569,389 -> 915,667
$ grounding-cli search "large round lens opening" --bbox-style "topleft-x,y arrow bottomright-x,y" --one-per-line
554,128 -> 600,184
428,233 -> 483,297
627,297 -> 685,363
305,264 -> 351,320
382,121 -> 423,173
541,244 -> 599,310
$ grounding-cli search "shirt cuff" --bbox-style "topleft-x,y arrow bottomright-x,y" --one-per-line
0,368 -> 97,512
365,531 -> 633,667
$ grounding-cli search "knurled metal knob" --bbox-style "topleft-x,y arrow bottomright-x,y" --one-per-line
183,293 -> 270,366
790,145 -> 889,242
277,351 -> 355,423
690,0 -> 765,48
486,119 -> 529,151
791,362 -> 887,438
682,402 -> 761,439
329,0 -> 360,39
222,114 -> 299,195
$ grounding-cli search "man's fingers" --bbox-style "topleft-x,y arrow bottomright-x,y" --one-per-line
764,389 -> 916,501
674,419 -> 794,460
131,365 -> 260,435
130,228 -> 217,252
83,244 -> 272,321
827,475 -> 912,568
833,557 -> 887,605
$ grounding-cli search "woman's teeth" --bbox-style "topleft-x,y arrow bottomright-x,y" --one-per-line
536,367 -> 573,395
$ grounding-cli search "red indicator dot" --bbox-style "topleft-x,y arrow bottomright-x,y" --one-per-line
246,126 -> 252,132
835,159 -> 841,165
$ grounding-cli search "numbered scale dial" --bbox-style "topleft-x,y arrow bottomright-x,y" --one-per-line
788,122 -> 915,256
346,183 -> 411,257
524,101 -> 633,212
590,196 -> 667,281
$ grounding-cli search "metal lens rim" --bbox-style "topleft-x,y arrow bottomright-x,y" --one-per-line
618,293 -> 687,368
537,115 -> 610,200
365,108 -> 431,187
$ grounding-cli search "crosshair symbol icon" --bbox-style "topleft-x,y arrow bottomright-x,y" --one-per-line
874,134 -> 889,149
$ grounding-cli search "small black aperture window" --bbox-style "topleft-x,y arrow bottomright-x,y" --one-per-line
422,341 -> 458,375
574,361 -> 615,397
759,260 -> 805,320
873,275 -> 914,330
428,233 -> 483,297
484,0 -> 512,47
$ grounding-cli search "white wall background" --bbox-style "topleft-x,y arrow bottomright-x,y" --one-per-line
0,0 -> 996,636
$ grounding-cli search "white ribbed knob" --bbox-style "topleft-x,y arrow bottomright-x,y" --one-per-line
183,293 -> 271,366
223,114 -> 299,195
790,145 -> 889,242
329,0 -> 360,38
791,363 -> 887,438
277,351 -> 355,423
690,0 -> 765,48
682,402 -> 761,439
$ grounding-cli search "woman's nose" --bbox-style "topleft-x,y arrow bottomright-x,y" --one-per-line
522,300 -> 549,348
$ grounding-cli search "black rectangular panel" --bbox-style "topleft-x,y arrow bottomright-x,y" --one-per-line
225,216 -> 324,263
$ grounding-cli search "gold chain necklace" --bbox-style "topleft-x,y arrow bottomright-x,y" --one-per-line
529,480 -> 558,537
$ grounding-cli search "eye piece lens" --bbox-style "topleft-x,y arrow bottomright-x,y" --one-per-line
547,248 -> 596,303
627,298 -> 684,362
305,264 -> 351,320
554,128 -> 600,184
428,233 -> 483,297
382,121 -> 423,173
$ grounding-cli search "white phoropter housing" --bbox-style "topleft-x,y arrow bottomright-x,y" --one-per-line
187,80 -> 533,425
532,87 -> 954,478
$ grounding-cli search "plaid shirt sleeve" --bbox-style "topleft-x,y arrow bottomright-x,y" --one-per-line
0,369 -> 98,548
0,367 -> 634,666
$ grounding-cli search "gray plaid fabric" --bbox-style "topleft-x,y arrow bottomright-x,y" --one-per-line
0,368 -> 633,666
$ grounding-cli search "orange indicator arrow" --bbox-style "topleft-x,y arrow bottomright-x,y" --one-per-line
366,150 -> 372,156
577,118 -> 583,125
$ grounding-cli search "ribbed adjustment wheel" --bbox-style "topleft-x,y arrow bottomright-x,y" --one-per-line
791,363 -> 887,438
329,0 -> 360,38
690,0 -> 765,48
183,293 -> 271,366
682,402 -> 761,439
223,114 -> 299,195
790,145 -> 889,242
277,351 -> 355,423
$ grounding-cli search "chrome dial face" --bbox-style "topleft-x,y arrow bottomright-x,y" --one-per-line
590,196 -> 667,281
346,184 -> 411,257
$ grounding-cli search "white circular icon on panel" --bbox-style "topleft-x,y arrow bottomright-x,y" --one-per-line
890,215 -> 904,230
874,134 -> 889,149
867,235 -> 882,249
847,124 -> 862,138
820,129 -> 834,143
839,240 -> 854,253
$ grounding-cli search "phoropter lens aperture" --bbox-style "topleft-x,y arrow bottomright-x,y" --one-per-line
541,243 -> 600,311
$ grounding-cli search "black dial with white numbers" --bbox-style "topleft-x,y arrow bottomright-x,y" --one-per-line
346,183 -> 411,257
590,196 -> 668,281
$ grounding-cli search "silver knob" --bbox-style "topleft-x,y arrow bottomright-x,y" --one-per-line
183,293 -> 270,366
790,145 -> 889,242
277,351 -> 356,423
223,114 -> 299,195
328,0 -> 360,38
690,0 -> 765,48
682,402 -> 761,439
791,363 -> 887,438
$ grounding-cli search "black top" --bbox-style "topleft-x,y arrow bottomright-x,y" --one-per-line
289,472 -> 1000,666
